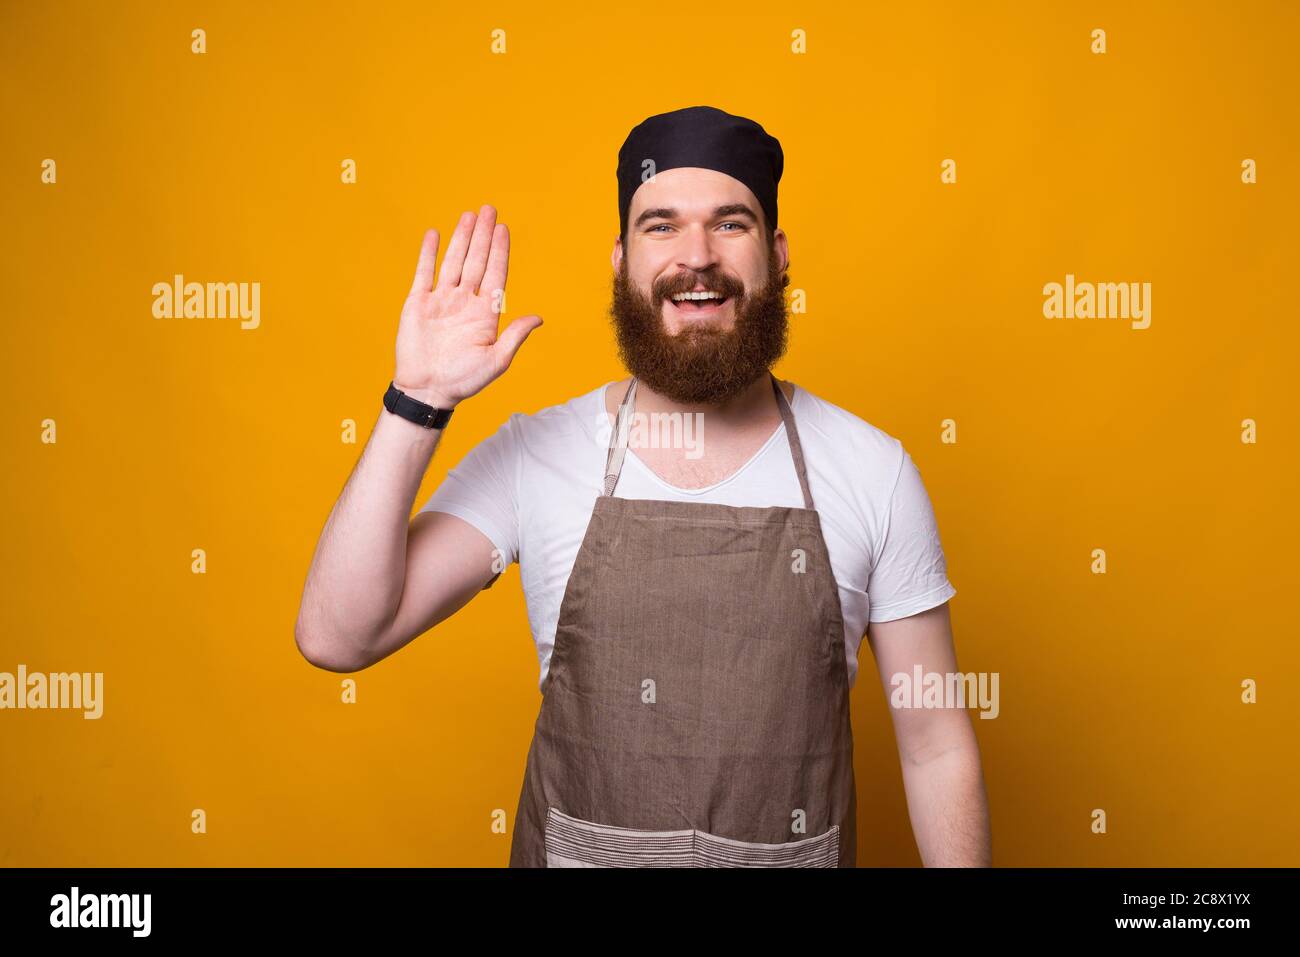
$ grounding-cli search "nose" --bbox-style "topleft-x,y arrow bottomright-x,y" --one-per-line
676,223 -> 719,273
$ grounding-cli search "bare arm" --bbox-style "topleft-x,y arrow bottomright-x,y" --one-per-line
866,602 -> 992,866
294,206 -> 542,672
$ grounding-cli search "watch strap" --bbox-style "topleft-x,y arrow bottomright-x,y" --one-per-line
383,382 -> 454,429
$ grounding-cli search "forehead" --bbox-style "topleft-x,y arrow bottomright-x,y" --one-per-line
628,166 -> 761,219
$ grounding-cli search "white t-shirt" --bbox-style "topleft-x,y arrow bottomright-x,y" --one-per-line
419,379 -> 957,691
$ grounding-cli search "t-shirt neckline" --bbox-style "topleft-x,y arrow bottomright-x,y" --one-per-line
598,379 -> 800,496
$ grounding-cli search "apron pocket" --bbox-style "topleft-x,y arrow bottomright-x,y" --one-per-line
544,807 -> 840,868
694,824 -> 840,867
544,807 -> 694,867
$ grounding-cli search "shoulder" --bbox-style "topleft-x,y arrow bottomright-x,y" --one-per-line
496,380 -> 612,454
789,381 -> 906,489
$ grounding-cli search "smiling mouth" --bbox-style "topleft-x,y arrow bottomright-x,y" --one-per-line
667,292 -> 732,314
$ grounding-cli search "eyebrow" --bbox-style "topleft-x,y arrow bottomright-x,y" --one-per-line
633,203 -> 760,230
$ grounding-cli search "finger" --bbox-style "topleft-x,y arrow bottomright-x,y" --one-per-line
492,314 -> 543,371
409,228 -> 440,295
434,210 -> 478,290
480,223 -> 510,310
459,204 -> 498,292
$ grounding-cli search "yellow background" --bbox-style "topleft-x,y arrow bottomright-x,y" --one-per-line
2,0 -> 1296,866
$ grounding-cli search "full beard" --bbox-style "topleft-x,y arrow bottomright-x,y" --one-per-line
608,252 -> 790,405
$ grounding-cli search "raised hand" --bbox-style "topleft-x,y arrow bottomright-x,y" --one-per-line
393,205 -> 543,408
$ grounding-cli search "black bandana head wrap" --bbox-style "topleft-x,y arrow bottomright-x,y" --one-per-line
616,105 -> 784,239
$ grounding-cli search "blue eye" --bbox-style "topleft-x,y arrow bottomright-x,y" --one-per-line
647,222 -> 745,234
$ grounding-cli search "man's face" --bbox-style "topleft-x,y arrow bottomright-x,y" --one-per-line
610,167 -> 791,405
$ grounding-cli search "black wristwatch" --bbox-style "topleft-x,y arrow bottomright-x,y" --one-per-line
383,381 -> 454,430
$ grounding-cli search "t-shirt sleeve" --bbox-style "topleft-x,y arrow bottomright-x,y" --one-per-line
418,414 -> 521,571
866,445 -> 957,622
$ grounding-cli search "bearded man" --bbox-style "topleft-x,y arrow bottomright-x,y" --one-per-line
295,105 -> 989,868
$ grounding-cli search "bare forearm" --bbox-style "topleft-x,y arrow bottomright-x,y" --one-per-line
900,743 -> 992,867
296,210 -> 541,669
297,409 -> 443,668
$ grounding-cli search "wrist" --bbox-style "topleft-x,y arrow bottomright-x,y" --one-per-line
384,380 -> 457,431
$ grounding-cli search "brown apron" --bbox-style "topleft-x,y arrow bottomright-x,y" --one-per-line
509,372 -> 857,867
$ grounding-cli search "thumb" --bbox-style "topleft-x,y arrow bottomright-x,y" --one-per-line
493,315 -> 543,369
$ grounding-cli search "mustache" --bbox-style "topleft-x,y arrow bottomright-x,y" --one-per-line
653,271 -> 746,302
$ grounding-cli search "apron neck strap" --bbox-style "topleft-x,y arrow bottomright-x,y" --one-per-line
771,373 -> 816,510
603,373 -> 815,510
603,378 -> 638,497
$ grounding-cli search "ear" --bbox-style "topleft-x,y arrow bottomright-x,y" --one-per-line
772,228 -> 790,273
611,235 -> 624,274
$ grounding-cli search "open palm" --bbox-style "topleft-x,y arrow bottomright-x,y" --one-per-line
394,205 -> 542,408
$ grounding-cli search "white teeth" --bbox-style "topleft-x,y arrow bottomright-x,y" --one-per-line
671,291 -> 725,302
